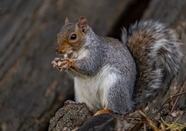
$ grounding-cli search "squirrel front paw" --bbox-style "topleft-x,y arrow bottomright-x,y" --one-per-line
51,58 -> 76,71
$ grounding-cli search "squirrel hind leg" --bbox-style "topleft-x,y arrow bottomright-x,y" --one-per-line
94,108 -> 113,116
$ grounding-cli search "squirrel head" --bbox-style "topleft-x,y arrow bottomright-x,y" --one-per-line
56,16 -> 88,59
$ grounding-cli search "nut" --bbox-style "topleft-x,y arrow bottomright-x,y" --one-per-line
57,61 -> 63,66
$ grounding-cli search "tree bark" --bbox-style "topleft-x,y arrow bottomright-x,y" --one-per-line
0,0 -> 186,131
0,0 -> 134,130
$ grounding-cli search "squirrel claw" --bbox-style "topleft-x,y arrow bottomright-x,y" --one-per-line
51,60 -> 58,68
51,58 -> 71,71
58,63 -> 69,71
54,57 -> 61,61
58,61 -> 67,66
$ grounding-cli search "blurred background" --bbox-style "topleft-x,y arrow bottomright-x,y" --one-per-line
0,0 -> 186,130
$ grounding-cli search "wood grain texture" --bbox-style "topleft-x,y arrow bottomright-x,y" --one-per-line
0,0 -> 133,130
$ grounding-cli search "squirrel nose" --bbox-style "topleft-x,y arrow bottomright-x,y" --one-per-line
56,48 -> 63,54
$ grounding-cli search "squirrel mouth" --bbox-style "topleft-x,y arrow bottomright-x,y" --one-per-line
64,52 -> 74,59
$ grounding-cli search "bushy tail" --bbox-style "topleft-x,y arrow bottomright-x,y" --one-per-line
121,21 -> 183,106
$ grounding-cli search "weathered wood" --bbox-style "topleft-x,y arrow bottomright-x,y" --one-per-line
0,0 -> 134,130
0,0 -> 186,130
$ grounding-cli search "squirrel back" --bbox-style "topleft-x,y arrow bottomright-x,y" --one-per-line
121,21 -> 183,106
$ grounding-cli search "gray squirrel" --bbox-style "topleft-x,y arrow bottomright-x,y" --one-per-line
51,16 -> 183,114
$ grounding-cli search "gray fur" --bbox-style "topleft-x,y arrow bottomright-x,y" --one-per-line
122,20 -> 183,106
57,20 -> 183,114
73,27 -> 137,114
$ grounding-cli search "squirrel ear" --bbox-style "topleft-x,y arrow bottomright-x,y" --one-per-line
65,17 -> 69,24
77,16 -> 87,33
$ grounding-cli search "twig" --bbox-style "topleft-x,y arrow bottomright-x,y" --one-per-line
138,110 -> 160,131
144,123 -> 147,131
128,121 -> 143,131
169,81 -> 186,113
161,117 -> 185,130
157,90 -> 186,114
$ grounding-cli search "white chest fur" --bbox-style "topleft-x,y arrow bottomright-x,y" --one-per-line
74,65 -> 118,110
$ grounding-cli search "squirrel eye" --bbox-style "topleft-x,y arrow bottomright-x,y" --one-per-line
70,34 -> 77,40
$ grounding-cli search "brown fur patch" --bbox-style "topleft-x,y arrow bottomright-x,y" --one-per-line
127,30 -> 155,90
102,37 -> 120,50
127,30 -> 155,66
56,23 -> 85,54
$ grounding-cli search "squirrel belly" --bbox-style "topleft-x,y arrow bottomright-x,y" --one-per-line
74,65 -> 118,111
72,33 -> 137,114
